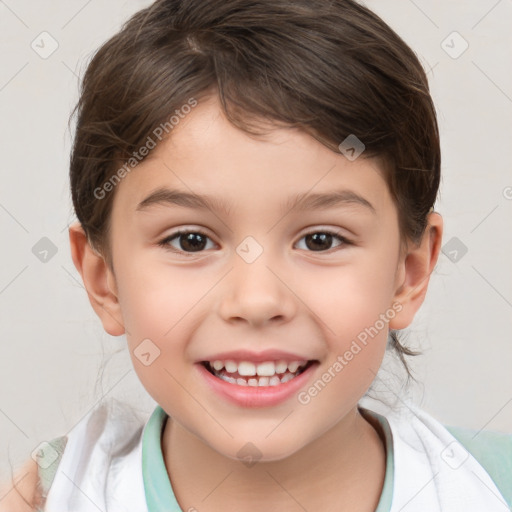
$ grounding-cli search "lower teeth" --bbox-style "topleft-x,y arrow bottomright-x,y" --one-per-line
212,369 -> 301,386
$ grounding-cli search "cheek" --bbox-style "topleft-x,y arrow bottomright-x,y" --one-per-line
297,265 -> 393,414
117,259 -> 211,339
114,262 -> 206,395
302,254 -> 398,341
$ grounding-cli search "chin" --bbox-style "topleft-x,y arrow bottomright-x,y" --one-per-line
211,437 -> 306,465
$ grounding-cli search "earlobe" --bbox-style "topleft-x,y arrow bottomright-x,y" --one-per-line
389,212 -> 443,330
68,221 -> 125,336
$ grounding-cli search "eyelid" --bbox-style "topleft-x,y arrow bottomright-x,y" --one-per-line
159,225 -> 216,242
297,224 -> 354,242
298,225 -> 350,237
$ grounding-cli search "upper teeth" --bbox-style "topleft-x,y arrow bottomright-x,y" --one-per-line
211,360 -> 307,376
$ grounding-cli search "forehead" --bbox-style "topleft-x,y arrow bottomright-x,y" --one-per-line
111,95 -> 391,219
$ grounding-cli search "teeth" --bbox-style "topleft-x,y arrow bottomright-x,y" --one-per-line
210,359 -> 308,377
217,373 -> 292,386
258,377 -> 270,386
238,361 -> 256,376
225,360 -> 238,373
269,375 -> 281,386
287,361 -> 301,373
275,361 -> 288,374
208,371 -> 312,387
212,360 -> 224,371
235,377 -> 273,387
281,373 -> 295,383
256,361 -> 275,376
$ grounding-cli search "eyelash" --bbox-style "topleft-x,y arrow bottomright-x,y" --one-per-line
157,228 -> 353,257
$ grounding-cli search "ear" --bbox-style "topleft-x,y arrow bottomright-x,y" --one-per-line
68,221 -> 125,336
389,212 -> 443,330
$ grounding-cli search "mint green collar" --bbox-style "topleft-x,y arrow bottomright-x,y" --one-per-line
360,406 -> 395,512
142,405 -> 394,511
142,406 -> 182,511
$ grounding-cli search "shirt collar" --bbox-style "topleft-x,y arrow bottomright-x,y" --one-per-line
142,404 -> 394,512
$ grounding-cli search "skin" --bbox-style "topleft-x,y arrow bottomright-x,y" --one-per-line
69,94 -> 443,512
0,459 -> 41,511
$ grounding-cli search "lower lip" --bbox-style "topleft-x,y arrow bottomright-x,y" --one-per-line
196,362 -> 318,408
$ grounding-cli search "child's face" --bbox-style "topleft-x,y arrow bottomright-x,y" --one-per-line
86,94 -> 423,461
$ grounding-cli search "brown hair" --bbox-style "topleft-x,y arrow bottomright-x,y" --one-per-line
68,0 -> 441,380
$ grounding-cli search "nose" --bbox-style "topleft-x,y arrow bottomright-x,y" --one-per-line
218,251 -> 296,328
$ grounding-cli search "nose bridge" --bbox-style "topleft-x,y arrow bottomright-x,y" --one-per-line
218,236 -> 295,326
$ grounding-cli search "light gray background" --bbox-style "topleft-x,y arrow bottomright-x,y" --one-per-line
1,0 -> 511,482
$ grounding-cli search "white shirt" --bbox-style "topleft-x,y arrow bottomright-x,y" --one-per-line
40,397 -> 511,511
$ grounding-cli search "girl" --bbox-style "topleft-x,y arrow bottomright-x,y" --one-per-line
2,0 -> 510,510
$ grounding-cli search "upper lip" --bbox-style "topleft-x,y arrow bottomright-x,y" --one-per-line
198,349 -> 317,364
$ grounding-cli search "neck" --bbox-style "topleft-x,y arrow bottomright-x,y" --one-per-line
161,406 -> 386,512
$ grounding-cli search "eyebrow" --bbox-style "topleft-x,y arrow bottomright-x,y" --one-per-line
135,186 -> 376,215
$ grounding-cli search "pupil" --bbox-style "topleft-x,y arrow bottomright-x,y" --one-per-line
181,233 -> 206,252
306,233 -> 332,251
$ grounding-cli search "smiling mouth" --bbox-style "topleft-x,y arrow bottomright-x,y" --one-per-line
201,360 -> 317,386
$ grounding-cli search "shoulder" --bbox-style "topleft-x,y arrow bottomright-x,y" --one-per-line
446,425 -> 512,507
0,458 -> 43,512
446,424 -> 512,465
0,435 -> 68,512
0,400 -> 149,511
447,424 -> 512,446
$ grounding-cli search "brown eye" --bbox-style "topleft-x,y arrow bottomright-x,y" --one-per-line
158,230 -> 214,254
296,231 -> 351,253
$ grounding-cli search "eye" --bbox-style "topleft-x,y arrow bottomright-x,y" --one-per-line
157,228 -> 352,256
157,230 -> 216,256
295,230 -> 352,253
